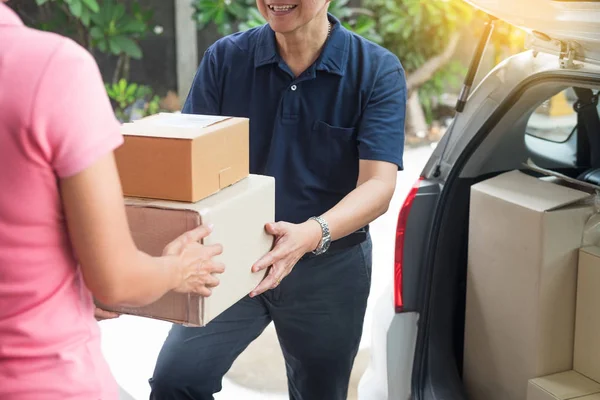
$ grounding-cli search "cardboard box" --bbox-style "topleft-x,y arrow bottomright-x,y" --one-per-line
95,174 -> 275,326
574,246 -> 600,382
463,170 -> 593,400
527,370 -> 600,400
115,113 -> 249,202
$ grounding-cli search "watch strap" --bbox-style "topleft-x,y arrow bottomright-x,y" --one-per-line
310,216 -> 331,255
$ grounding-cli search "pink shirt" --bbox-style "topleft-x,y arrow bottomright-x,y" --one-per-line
0,4 -> 123,399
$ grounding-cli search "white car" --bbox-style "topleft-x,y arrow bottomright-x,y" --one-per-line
358,0 -> 600,399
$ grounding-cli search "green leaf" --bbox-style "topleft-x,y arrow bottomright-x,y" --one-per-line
97,40 -> 107,52
68,1 -> 83,18
108,38 -> 121,55
114,3 -> 126,21
80,8 -> 91,26
119,19 -> 146,33
126,83 -> 138,97
228,2 -> 247,18
118,79 -> 127,92
214,8 -> 226,25
81,0 -> 99,13
35,0 -> 50,5
112,36 -> 143,59
90,26 -> 104,39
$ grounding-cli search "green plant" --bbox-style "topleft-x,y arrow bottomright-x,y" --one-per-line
20,0 -> 162,120
105,79 -> 163,122
31,0 -> 153,82
35,0 -> 99,26
238,6 -> 266,31
366,0 -> 473,77
193,0 -> 254,36
89,1 -> 150,60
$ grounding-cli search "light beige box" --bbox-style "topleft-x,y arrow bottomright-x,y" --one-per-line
115,112 -> 249,202
96,174 -> 274,326
463,170 -> 593,400
527,370 -> 600,400
574,246 -> 600,382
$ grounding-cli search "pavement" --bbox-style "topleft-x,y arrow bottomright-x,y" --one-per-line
100,145 -> 434,400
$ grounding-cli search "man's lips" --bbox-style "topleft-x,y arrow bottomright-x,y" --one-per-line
267,4 -> 298,12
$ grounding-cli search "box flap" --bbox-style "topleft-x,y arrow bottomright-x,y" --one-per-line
524,159 -> 600,192
121,113 -> 232,139
581,246 -> 600,258
472,170 -> 590,212
529,370 -> 600,400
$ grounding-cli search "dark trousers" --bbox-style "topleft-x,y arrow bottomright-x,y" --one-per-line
149,236 -> 372,400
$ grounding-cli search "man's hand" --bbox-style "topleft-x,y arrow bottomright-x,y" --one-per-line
94,307 -> 120,321
249,220 -> 322,297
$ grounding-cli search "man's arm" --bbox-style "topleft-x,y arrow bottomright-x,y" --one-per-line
319,159 -> 397,241
318,61 -> 406,240
250,57 -> 407,296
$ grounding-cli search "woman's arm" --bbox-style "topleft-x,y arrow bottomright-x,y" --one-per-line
61,152 -> 224,307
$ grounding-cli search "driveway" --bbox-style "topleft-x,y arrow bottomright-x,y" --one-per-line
100,145 -> 434,400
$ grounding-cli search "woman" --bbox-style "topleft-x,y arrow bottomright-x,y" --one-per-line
0,3 -> 224,399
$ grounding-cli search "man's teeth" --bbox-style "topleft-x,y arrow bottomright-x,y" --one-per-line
269,4 -> 297,12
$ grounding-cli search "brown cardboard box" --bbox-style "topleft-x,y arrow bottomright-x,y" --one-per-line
463,170 -> 593,400
574,246 -> 600,382
95,174 -> 275,326
115,113 -> 249,202
527,370 -> 600,400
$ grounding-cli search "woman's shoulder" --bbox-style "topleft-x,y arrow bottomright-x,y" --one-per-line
15,27 -> 97,80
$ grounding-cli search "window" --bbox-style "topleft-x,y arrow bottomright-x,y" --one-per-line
526,88 -> 600,143
526,89 -> 578,143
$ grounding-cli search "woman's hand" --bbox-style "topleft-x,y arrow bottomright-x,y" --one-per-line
163,225 -> 226,297
249,220 -> 322,297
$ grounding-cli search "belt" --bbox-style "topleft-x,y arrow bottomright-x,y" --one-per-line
329,226 -> 369,252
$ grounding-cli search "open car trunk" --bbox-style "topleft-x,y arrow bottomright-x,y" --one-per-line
465,0 -> 600,66
411,2 -> 600,400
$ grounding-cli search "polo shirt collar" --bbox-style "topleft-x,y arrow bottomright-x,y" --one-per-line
0,3 -> 24,27
254,12 -> 349,76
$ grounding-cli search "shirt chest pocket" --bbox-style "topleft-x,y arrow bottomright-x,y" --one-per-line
308,120 -> 359,190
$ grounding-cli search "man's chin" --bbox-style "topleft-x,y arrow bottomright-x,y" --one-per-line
270,24 -> 300,35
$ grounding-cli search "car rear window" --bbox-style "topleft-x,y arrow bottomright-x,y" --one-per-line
526,89 -> 579,143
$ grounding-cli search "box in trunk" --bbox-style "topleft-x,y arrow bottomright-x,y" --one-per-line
527,370 -> 600,400
463,170 -> 593,400
574,246 -> 600,382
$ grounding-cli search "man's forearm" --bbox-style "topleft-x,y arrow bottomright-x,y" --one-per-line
319,177 -> 395,242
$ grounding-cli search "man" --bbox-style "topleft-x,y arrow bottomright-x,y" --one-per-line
150,1 -> 406,399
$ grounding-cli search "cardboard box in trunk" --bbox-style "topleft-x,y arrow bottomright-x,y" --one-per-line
463,170 -> 593,400
574,246 -> 600,382
527,370 -> 600,400
95,174 -> 275,326
115,113 -> 249,202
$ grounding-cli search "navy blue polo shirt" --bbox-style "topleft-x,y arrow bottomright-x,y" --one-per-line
183,14 -> 406,224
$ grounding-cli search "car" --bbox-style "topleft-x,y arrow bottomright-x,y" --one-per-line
357,0 -> 600,399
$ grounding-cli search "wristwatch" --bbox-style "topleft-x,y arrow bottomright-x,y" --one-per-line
309,216 -> 331,255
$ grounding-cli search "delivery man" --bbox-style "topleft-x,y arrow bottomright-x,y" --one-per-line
150,1 -> 406,399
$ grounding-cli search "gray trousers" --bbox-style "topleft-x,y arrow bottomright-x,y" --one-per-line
149,237 -> 372,400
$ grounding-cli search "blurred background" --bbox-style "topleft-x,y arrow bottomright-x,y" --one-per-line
8,0 -> 527,149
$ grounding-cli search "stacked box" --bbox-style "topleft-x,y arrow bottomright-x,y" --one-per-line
96,113 -> 275,326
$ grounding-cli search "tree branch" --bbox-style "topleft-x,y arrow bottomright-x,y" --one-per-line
406,32 -> 461,93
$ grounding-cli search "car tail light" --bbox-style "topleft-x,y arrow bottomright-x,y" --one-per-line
394,177 -> 423,312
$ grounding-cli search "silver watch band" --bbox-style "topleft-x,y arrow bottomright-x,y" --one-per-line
310,216 -> 331,255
